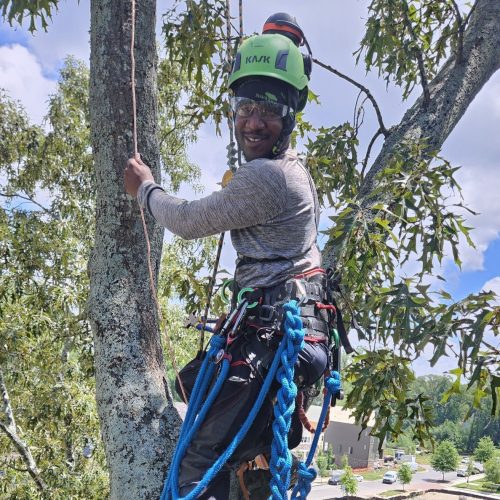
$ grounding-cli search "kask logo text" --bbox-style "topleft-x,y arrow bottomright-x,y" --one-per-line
246,55 -> 270,64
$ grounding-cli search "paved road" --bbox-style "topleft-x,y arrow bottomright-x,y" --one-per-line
307,467 -> 468,500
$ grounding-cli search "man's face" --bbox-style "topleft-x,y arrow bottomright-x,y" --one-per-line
234,105 -> 283,161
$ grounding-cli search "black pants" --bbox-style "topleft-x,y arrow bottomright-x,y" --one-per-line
178,331 -> 329,498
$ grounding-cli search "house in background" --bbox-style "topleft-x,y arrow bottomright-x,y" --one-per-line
295,405 -> 379,469
323,406 -> 379,468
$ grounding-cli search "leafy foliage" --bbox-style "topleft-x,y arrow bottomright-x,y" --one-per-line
345,350 -> 433,453
474,436 -> 497,464
397,463 -> 413,490
356,0 -> 473,99
431,440 -> 460,479
484,455 -> 500,484
0,58 -> 107,499
340,464 -> 358,495
162,0 -> 231,131
0,0 -> 59,32
322,138 -> 499,447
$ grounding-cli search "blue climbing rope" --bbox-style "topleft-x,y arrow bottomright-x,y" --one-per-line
269,301 -> 305,499
291,371 -> 341,499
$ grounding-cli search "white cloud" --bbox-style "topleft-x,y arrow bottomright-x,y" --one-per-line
0,44 -> 56,125
482,276 -> 500,306
22,0 -> 90,75
452,163 -> 500,271
441,73 -> 500,271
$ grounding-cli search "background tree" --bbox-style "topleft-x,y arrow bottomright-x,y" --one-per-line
0,60 -> 107,498
397,463 -> 412,491
484,456 -> 500,485
474,436 -> 497,464
315,452 -> 329,478
465,459 -> 475,484
1,0 -> 500,498
431,440 -> 460,481
340,464 -> 358,496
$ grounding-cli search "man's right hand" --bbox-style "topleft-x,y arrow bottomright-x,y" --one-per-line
124,156 -> 154,198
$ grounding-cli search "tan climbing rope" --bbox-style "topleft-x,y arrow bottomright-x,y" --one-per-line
130,0 -> 188,404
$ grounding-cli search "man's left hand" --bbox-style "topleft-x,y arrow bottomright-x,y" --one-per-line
124,156 -> 154,198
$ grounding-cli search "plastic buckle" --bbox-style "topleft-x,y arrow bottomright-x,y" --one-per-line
259,305 -> 276,322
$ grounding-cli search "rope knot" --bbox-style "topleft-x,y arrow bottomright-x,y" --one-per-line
325,370 -> 341,396
292,462 -> 317,498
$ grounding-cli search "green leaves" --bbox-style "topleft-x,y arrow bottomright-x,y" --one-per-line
305,123 -> 360,208
345,350 -> 434,451
430,440 -> 460,477
356,0 -> 472,100
0,0 -> 59,32
162,0 -> 230,132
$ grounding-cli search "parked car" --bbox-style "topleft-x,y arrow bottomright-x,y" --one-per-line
456,462 -> 483,476
328,471 -> 345,485
328,471 -> 363,485
383,471 -> 398,484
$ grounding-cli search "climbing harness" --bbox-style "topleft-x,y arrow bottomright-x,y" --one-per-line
164,266 -> 350,499
161,300 -> 319,500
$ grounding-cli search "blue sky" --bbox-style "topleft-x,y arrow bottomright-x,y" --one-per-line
1,0 -> 499,375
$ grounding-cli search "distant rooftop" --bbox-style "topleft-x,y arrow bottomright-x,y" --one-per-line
306,404 -> 375,427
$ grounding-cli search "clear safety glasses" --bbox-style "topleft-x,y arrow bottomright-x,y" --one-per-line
230,96 -> 291,122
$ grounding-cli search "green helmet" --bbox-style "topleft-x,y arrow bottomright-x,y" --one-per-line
228,34 -> 309,91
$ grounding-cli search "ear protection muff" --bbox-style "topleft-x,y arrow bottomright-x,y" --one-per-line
297,87 -> 308,112
263,12 -> 312,83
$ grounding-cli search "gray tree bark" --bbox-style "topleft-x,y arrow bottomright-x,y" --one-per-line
324,0 -> 500,266
88,1 -> 180,498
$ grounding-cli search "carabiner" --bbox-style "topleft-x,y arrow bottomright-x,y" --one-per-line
237,287 -> 258,309
220,279 -> 234,304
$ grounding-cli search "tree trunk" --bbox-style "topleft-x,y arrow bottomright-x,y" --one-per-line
324,0 -> 500,266
88,1 -> 180,498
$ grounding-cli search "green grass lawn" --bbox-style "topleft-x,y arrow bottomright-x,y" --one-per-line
359,470 -> 385,480
455,479 -> 500,494
378,490 -> 407,497
415,453 -> 432,465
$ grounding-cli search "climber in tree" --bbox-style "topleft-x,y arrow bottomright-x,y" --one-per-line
125,13 -> 336,499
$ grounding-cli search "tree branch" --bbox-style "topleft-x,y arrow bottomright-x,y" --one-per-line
0,370 -> 46,491
450,0 -> 465,63
361,128 -> 383,179
0,192 -> 51,214
323,0 -> 500,268
401,0 -> 430,105
360,0 -> 500,199
313,57 -> 389,137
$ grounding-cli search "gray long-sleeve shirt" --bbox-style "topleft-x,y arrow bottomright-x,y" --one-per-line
138,149 -> 321,288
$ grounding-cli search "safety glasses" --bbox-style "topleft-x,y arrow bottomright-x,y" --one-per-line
230,96 -> 291,122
